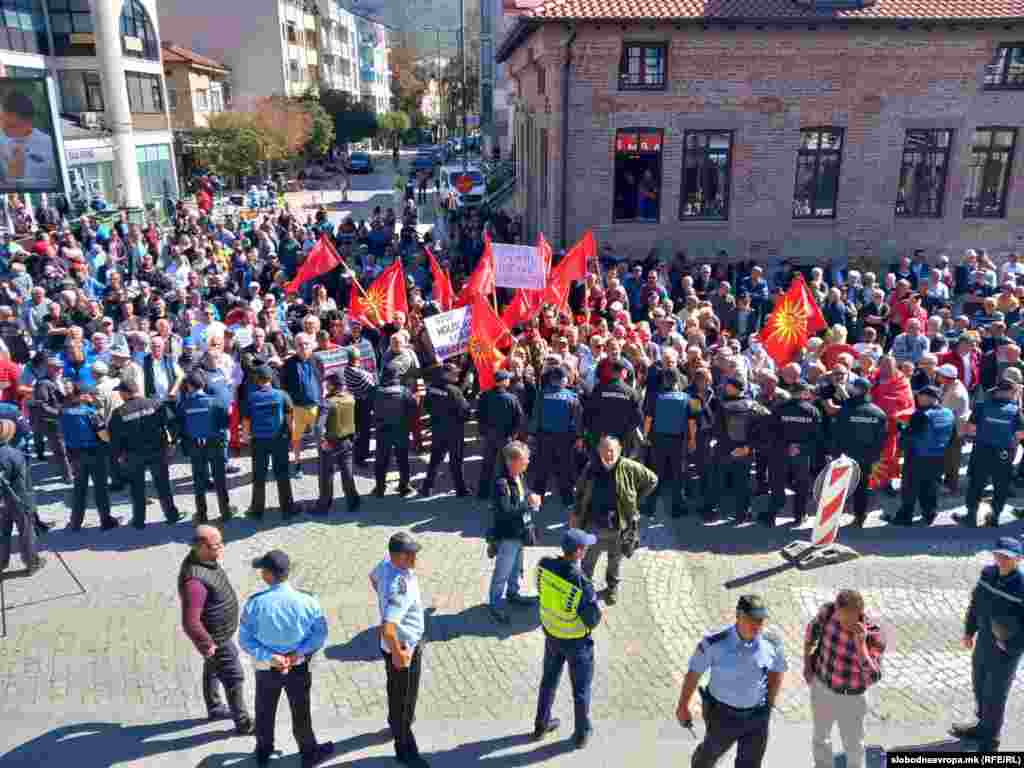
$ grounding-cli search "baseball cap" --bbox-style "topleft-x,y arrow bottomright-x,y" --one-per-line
252,550 -> 290,577
993,536 -> 1023,558
388,531 -> 422,554
737,594 -> 769,619
494,370 -> 511,383
918,385 -> 941,400
937,364 -> 958,379
848,376 -> 871,395
561,528 -> 597,553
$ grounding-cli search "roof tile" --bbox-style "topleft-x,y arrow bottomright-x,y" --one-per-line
161,42 -> 230,72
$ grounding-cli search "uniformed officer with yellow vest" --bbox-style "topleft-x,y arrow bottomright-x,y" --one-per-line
534,528 -> 603,750
313,371 -> 360,515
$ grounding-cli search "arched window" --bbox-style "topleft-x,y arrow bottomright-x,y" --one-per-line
120,0 -> 158,60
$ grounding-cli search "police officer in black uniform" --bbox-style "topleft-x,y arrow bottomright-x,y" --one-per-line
831,377 -> 888,527
687,368 -> 718,520
419,363 -> 472,497
531,366 -> 583,511
765,381 -> 822,528
586,360 -> 642,457
642,368 -> 698,518
711,377 -> 769,523
956,379 -> 1024,528
889,385 -> 954,526
476,370 -> 525,500
109,377 -> 181,529
178,371 -> 237,523
373,365 -> 418,497
951,536 -> 1024,752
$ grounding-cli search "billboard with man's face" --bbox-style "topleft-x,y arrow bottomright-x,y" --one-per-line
0,76 -> 67,194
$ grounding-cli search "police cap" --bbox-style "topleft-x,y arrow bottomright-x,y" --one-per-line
388,531 -> 422,554
561,528 -> 597,554
737,594 -> 769,620
252,549 -> 290,578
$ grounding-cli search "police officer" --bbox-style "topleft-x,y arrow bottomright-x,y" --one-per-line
531,366 -> 583,511
373,366 -> 418,497
687,367 -> 718,520
419,363 -> 472,497
0,420 -> 45,575
889,385 -> 954,526
534,528 -> 603,749
239,550 -> 333,768
766,381 -> 823,528
246,366 -> 297,520
370,532 -> 428,768
61,382 -> 122,531
956,379 -> 1024,528
586,359 -> 642,456
177,372 -> 237,523
676,595 -> 787,768
711,377 -> 769,523
314,371 -> 360,515
32,355 -> 71,482
477,370 -> 526,500
951,537 -> 1024,752
108,377 -> 181,529
642,368 -> 699,518
831,377 -> 888,527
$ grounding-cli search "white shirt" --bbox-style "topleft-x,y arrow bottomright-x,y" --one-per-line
0,128 -> 58,187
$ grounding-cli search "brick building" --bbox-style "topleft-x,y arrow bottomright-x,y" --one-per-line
496,0 -> 1024,269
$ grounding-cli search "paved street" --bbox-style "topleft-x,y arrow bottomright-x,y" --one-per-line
1,425 -> 1023,765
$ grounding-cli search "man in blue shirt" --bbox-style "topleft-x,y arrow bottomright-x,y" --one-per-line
239,550 -> 333,768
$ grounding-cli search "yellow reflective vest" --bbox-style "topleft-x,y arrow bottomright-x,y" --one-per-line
537,565 -> 588,640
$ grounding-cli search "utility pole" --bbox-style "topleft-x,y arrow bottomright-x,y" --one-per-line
459,0 -> 467,171
436,29 -> 442,142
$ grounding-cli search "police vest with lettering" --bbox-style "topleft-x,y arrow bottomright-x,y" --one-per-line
537,566 -> 588,640
60,404 -> 99,449
976,399 -> 1021,451
539,388 -> 577,434
910,406 -> 955,458
653,391 -> 691,436
248,387 -> 285,440
181,392 -> 217,440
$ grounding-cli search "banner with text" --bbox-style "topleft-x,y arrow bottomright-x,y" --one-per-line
493,244 -> 544,290
424,306 -> 473,361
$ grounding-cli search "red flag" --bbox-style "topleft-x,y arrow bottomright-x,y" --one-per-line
866,372 -> 915,489
501,233 -> 552,329
285,236 -> 341,294
427,247 -> 454,311
454,233 -> 495,308
349,260 -> 408,329
468,293 -> 509,391
544,230 -> 594,310
761,274 -> 826,367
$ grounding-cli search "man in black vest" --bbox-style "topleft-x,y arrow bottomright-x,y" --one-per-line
178,524 -> 253,733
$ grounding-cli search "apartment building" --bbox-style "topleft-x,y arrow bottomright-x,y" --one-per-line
162,42 -> 229,130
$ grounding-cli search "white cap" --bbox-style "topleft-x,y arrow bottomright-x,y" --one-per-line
937,364 -> 958,379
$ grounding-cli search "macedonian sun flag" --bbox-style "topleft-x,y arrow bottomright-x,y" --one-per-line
468,293 -> 509,391
349,260 -> 409,328
867,372 -> 916,490
761,274 -> 826,367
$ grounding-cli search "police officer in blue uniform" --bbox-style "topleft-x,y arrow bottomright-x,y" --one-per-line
178,372 -> 237,523
711,378 -> 769,523
246,366 -> 296,520
766,381 -> 823,528
642,368 -> 699,518
239,550 -> 333,768
951,537 -> 1024,752
370,532 -> 429,768
530,367 -> 583,511
476,370 -> 525,500
956,379 -> 1024,528
534,528 -> 603,749
831,377 -> 888,527
889,385 -> 954,526
201,357 -> 240,476
676,595 -> 787,768
60,382 -> 122,531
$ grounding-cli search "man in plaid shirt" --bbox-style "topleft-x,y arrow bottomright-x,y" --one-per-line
803,589 -> 886,768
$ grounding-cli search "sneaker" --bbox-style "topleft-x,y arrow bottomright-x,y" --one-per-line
532,717 -> 561,741
950,720 -> 980,739
300,742 -> 334,768
254,749 -> 273,767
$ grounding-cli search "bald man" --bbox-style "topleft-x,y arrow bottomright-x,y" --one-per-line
178,525 -> 253,733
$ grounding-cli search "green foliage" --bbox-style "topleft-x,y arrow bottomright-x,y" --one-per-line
191,122 -> 262,184
319,89 -> 378,146
378,110 -> 411,150
303,99 -> 336,157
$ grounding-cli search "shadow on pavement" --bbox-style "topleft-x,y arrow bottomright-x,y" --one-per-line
888,737 -> 971,753
426,604 -> 540,642
324,626 -> 384,663
337,731 -> 574,768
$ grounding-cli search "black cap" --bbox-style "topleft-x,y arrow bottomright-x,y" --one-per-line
252,549 -> 290,578
388,531 -> 421,554
918,385 -> 941,400
737,594 -> 768,619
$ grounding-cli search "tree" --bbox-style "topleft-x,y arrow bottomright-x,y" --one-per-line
378,111 -> 412,152
192,117 -> 263,186
252,96 -> 312,164
389,45 -> 429,120
320,89 -> 378,146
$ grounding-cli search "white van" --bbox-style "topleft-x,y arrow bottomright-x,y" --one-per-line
439,164 -> 486,209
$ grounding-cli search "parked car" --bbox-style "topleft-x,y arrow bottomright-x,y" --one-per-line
439,164 -> 486,209
346,152 -> 373,173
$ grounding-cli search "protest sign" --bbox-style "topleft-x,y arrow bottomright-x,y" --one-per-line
493,244 -> 544,290
424,306 -> 473,361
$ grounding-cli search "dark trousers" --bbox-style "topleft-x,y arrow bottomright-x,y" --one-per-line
68,448 -> 112,528
202,639 -> 248,723
0,497 -> 38,572
692,693 -> 770,768
251,436 -> 294,516
768,453 -> 811,523
41,419 -> 71,479
712,456 -> 753,519
971,636 -> 1021,745
643,435 -> 686,516
375,427 -> 410,489
534,635 -> 594,738
965,445 -> 1014,520
689,432 -> 714,511
532,433 -> 576,506
124,451 -> 177,525
477,432 -> 511,499
354,398 -> 373,463
848,455 -> 874,521
422,430 -> 466,493
254,662 -> 316,757
899,455 -> 944,521
318,436 -> 358,511
187,437 -> 231,520
384,644 -> 423,756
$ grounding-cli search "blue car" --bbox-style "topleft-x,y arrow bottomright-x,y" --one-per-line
346,152 -> 373,173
